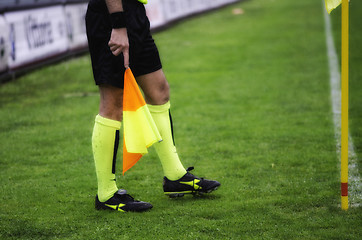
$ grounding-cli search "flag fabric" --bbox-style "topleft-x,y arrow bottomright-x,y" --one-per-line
325,0 -> 342,13
122,68 -> 162,174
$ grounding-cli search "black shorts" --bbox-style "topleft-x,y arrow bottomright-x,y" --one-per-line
85,0 -> 162,88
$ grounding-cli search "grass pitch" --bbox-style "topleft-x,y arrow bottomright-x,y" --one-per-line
1,0 -> 361,239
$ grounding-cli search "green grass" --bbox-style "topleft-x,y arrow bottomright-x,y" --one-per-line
1,0 -> 361,239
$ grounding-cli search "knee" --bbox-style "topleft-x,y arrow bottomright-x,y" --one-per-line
159,80 -> 170,103
145,79 -> 170,105
153,80 -> 170,104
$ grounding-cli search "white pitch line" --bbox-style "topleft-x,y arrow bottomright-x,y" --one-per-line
323,1 -> 362,207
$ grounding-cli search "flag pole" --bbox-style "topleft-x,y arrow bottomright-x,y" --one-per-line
340,0 -> 349,210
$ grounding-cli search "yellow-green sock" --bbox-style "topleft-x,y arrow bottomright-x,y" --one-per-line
148,102 -> 187,181
92,114 -> 121,202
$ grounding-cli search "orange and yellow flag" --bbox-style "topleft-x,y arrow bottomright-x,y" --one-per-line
122,68 -> 162,174
325,0 -> 342,13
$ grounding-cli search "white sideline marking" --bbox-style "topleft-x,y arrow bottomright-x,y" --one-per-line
323,2 -> 362,207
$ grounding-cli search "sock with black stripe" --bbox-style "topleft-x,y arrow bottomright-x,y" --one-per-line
148,101 -> 187,181
92,114 -> 121,202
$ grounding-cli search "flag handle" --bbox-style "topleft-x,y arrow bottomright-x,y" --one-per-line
340,0 -> 349,210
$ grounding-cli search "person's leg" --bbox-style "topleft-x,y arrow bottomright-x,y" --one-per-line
136,69 -> 169,105
92,84 -> 153,211
98,85 -> 124,121
86,0 -> 152,211
92,85 -> 123,202
137,70 -> 187,180
137,70 -> 221,197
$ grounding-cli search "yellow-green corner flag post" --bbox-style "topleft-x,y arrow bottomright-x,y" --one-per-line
325,0 -> 349,210
340,0 -> 349,211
